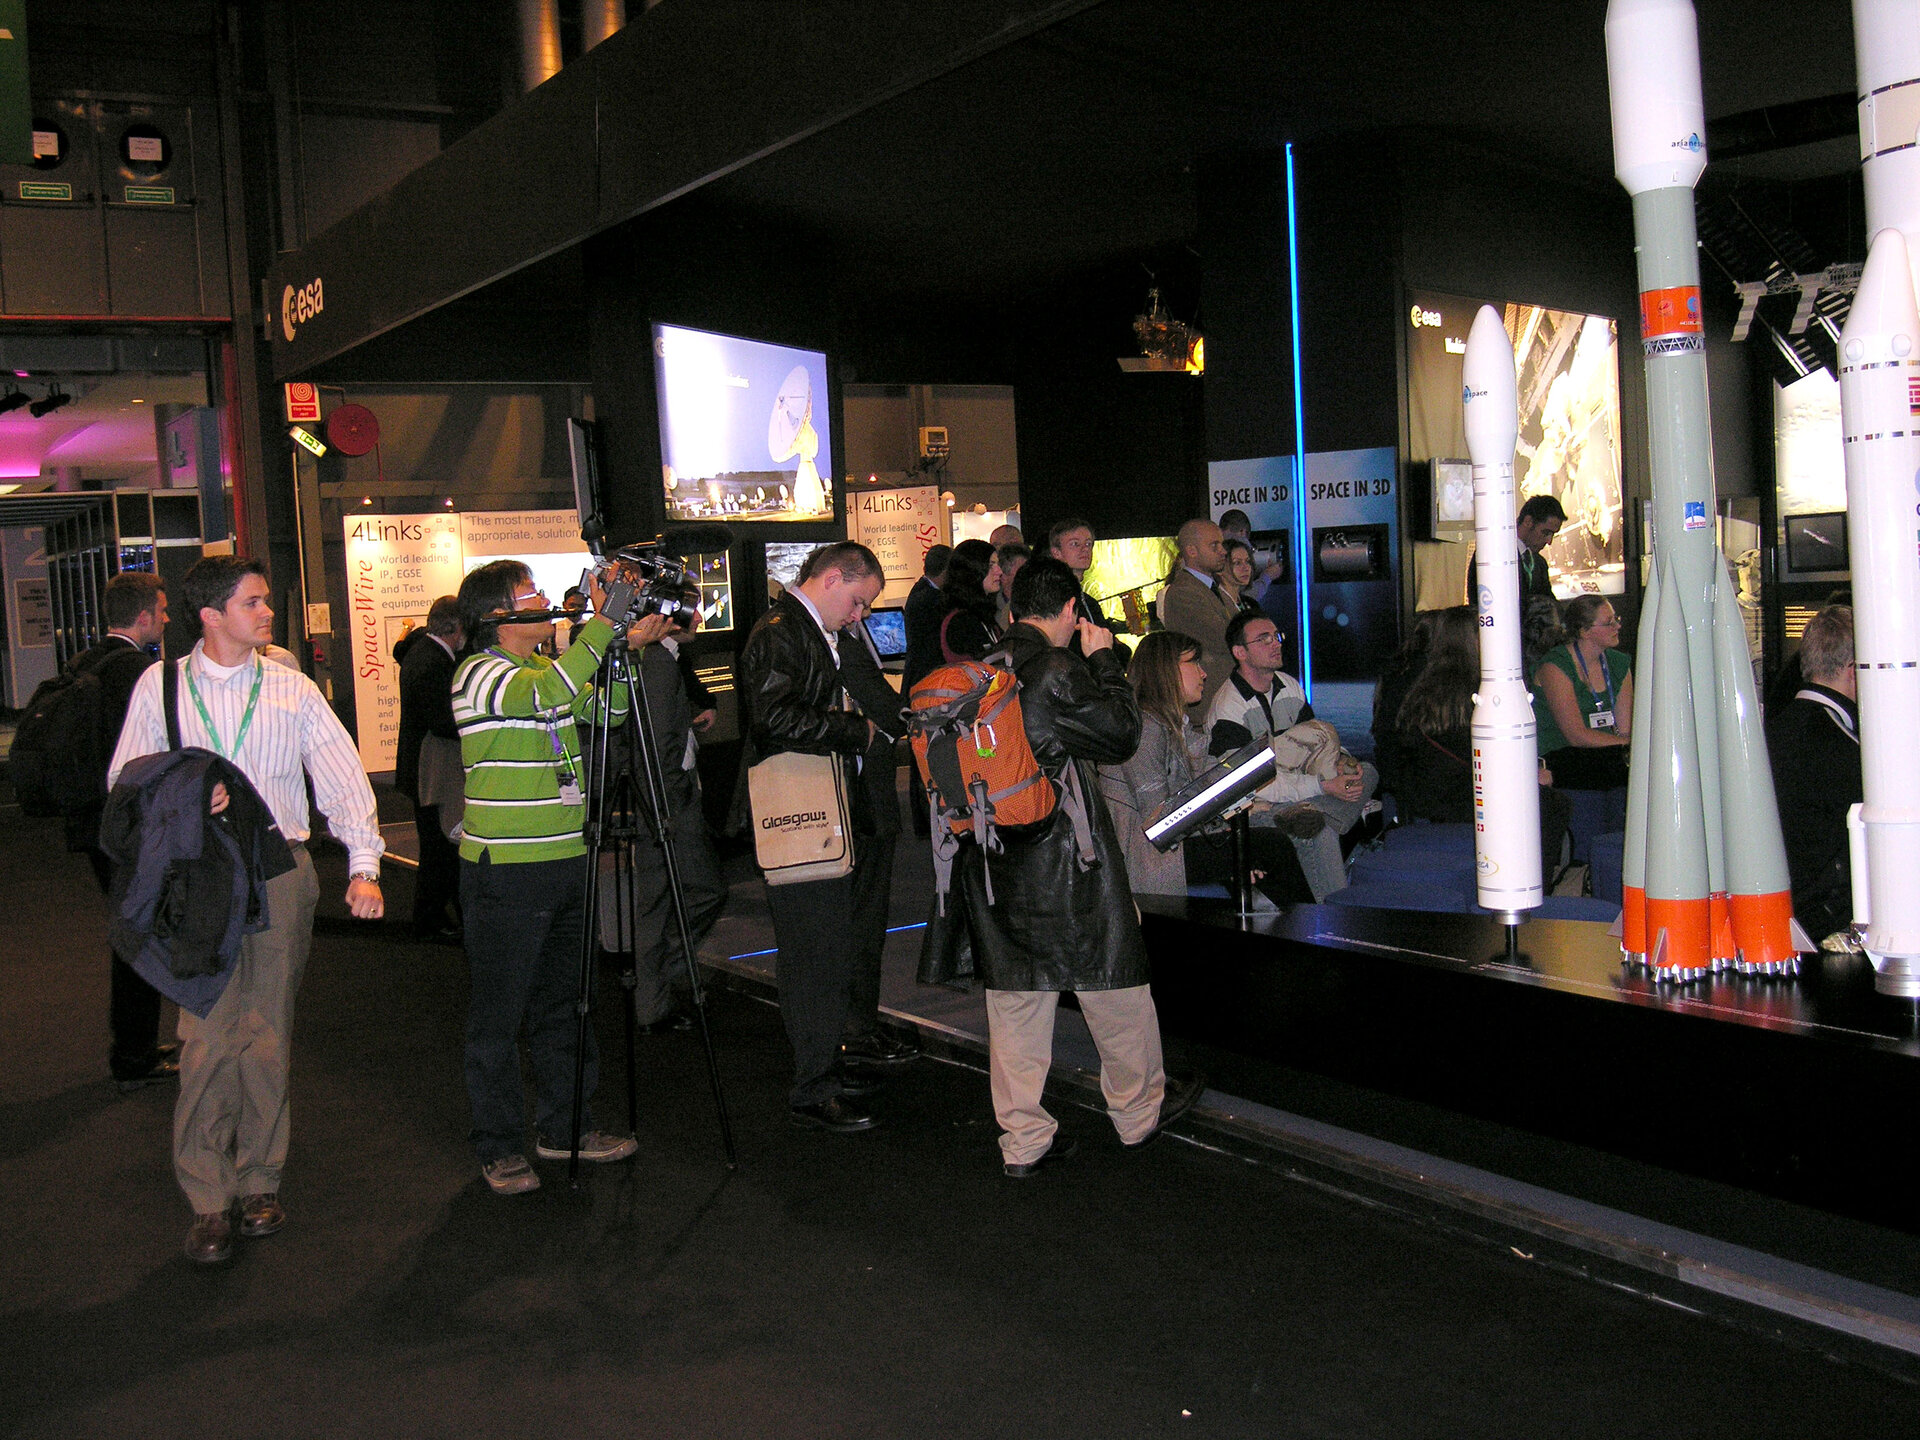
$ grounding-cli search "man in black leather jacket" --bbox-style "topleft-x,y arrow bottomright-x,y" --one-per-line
931,557 -> 1202,1176
737,542 -> 890,1133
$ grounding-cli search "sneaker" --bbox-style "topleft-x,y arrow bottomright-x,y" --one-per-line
533,1131 -> 638,1163
482,1154 -> 541,1195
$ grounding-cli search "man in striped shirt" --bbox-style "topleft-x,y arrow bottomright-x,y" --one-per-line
108,555 -> 385,1265
452,559 -> 671,1195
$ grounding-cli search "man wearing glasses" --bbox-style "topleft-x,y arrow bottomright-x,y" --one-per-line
452,560 -> 672,1195
1203,611 -> 1377,900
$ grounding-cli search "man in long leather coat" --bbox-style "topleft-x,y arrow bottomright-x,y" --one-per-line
929,557 -> 1201,1175
737,542 -> 890,1133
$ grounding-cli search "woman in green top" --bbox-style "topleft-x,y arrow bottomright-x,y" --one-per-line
1532,594 -> 1633,791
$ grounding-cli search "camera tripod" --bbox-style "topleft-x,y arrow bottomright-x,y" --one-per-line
565,629 -> 736,1182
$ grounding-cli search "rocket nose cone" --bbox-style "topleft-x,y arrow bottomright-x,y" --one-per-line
1462,306 -> 1517,455
1842,229 -> 1920,364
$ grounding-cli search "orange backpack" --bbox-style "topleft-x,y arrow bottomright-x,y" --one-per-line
908,652 -> 1094,911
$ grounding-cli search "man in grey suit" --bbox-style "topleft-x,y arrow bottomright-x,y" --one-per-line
1157,518 -> 1235,715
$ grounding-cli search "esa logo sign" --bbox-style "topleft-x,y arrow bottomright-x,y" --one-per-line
282,278 -> 324,342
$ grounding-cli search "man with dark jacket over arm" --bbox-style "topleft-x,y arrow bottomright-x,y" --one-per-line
922,557 -> 1202,1176
738,542 -> 889,1132
70,571 -> 175,1089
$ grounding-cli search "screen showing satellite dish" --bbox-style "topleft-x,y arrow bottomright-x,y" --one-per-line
654,322 -> 834,524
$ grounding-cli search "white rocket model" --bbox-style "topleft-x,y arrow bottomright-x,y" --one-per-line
1844,2 -> 1920,997
1839,229 -> 1920,997
1463,306 -> 1544,926
1606,0 -> 1802,980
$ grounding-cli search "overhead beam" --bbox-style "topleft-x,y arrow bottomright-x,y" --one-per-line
265,0 -> 1104,380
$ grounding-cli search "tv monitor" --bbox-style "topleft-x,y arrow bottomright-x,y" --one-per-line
654,322 -> 834,524
863,608 -> 907,661
1785,511 -> 1848,574
1430,458 -> 1475,542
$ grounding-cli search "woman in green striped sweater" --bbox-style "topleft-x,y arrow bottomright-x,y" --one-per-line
451,559 -> 673,1195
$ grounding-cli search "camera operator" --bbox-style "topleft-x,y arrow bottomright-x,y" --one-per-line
452,559 -> 672,1195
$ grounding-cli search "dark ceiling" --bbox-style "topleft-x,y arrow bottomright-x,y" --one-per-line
696,0 -> 1858,301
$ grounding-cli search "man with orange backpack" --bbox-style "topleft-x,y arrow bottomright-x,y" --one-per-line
917,557 -> 1204,1176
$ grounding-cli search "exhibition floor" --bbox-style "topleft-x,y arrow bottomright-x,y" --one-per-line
5,793 -> 1919,1435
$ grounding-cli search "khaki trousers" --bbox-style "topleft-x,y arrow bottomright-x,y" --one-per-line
984,985 -> 1165,1165
173,849 -> 320,1214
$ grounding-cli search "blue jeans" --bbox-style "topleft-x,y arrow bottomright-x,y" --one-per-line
461,853 -> 598,1162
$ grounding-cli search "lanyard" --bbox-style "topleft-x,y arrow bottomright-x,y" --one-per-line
184,656 -> 264,761
1572,645 -> 1614,714
1520,549 -> 1537,586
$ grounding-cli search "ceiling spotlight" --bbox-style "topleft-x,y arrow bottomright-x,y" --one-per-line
29,387 -> 72,418
0,390 -> 28,416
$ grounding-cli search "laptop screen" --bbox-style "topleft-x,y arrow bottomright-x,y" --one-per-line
863,608 -> 908,660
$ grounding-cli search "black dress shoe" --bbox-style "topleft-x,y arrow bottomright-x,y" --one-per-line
115,1058 -> 181,1093
1128,1072 -> 1208,1149
840,1030 -> 920,1068
1004,1136 -> 1079,1178
789,1095 -> 879,1133
185,1209 -> 234,1264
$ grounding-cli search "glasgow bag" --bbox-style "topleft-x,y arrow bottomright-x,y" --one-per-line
748,749 -> 857,886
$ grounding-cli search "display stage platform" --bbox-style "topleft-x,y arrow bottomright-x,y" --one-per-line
1139,896 -> 1920,1237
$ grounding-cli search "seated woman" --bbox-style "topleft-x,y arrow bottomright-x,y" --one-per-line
1396,606 -> 1569,875
1532,594 -> 1632,791
1100,630 -> 1312,908
1370,607 -> 1440,804
938,538 -> 1004,662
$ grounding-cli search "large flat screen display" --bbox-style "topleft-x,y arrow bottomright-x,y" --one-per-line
654,323 -> 835,524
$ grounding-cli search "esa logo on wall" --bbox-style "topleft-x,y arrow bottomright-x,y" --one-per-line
282,278 -> 325,342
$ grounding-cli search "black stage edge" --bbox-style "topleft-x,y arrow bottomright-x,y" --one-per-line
1141,897 -> 1920,1287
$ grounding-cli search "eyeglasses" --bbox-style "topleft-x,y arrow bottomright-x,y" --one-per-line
512,588 -> 548,609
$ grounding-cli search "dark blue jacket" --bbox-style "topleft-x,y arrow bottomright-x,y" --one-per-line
98,748 -> 295,1017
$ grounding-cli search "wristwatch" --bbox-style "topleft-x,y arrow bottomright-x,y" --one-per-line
349,870 -> 380,884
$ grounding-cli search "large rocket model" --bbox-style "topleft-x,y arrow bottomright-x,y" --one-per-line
1840,231 -> 1920,996
1606,0 -> 1801,980
1844,2 -> 1920,998
1464,306 -> 1544,926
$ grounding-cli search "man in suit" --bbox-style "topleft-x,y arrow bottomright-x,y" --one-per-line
832,581 -> 919,1077
71,571 -> 176,1090
1158,518 -> 1236,714
737,542 -> 892,1133
396,596 -> 465,939
1468,493 -> 1566,606
901,544 -> 950,698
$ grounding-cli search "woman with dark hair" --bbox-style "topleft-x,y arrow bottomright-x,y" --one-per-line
1219,539 -> 1268,624
1101,630 -> 1312,906
1532,593 -> 1632,791
938,538 -> 1004,661
1371,607 -> 1442,801
1396,606 -> 1569,873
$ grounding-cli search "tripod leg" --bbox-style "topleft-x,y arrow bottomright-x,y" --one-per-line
568,660 -> 620,1189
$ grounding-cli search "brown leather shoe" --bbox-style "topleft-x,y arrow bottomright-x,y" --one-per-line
239,1192 -> 285,1237
185,1210 -> 234,1264
1272,804 -> 1328,839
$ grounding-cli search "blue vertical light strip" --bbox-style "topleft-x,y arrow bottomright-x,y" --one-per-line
1284,141 -> 1313,700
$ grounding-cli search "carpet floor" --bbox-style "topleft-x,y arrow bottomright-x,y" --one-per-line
2,802 -> 1912,1439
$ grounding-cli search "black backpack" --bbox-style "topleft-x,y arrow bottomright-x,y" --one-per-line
11,651 -> 114,817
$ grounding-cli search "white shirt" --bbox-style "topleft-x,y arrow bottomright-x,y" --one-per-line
108,641 -> 385,873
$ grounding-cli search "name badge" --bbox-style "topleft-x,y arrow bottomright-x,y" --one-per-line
1588,709 -> 1615,730
558,768 -> 585,806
